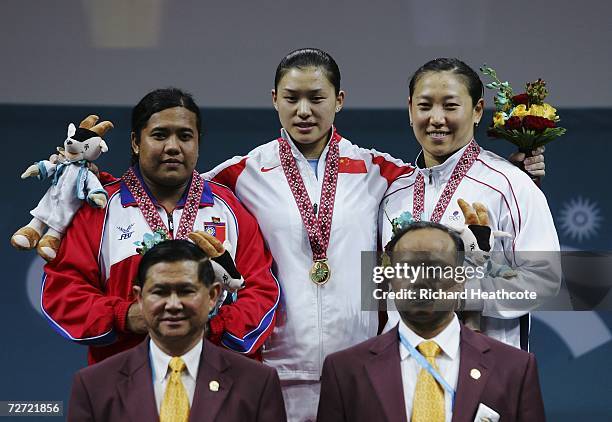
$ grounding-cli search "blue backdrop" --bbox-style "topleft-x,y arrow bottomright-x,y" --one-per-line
1,105 -> 611,420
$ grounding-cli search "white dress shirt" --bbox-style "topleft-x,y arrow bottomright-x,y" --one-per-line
150,338 -> 203,413
399,315 -> 461,422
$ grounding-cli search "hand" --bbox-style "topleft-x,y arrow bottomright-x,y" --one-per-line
88,192 -> 107,208
87,162 -> 100,177
508,146 -> 545,178
49,147 -> 65,164
126,303 -> 147,334
21,164 -> 40,179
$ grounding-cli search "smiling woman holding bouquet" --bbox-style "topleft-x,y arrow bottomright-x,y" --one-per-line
381,58 -> 561,350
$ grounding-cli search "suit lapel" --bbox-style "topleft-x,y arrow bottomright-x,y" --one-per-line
452,326 -> 493,422
116,339 -> 158,422
190,340 -> 233,422
364,327 -> 408,422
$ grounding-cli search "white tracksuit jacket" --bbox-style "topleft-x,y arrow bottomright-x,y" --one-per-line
204,128 -> 413,380
381,141 -> 561,348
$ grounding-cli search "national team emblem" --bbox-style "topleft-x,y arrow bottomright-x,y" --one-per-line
338,157 -> 367,174
117,223 -> 135,240
204,220 -> 226,242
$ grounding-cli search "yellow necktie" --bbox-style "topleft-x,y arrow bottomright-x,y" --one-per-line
411,340 -> 445,422
160,357 -> 190,422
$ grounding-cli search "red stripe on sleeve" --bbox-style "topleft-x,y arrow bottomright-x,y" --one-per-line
371,155 -> 415,187
211,157 -> 248,192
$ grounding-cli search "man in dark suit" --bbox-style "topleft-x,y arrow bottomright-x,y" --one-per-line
68,239 -> 286,422
317,221 -> 545,422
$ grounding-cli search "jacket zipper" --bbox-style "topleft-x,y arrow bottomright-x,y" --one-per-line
167,212 -> 174,235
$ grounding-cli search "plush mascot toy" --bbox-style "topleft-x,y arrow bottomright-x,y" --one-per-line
187,231 -> 245,313
385,199 -> 516,332
10,115 -> 113,262
454,199 -> 514,276
134,229 -> 244,317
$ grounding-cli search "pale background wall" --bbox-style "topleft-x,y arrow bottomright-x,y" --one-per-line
1,0 -> 610,107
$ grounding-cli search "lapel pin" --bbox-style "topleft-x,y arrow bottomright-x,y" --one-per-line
209,380 -> 220,392
470,368 -> 481,380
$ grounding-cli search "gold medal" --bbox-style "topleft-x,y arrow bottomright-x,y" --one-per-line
310,259 -> 331,285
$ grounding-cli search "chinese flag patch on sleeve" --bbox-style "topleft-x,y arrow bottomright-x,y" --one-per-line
338,157 -> 367,174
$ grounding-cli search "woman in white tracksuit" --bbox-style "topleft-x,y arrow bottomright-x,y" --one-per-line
380,58 -> 561,350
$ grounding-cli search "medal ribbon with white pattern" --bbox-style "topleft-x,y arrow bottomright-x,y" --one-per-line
413,139 -> 480,223
122,167 -> 204,239
278,131 -> 341,285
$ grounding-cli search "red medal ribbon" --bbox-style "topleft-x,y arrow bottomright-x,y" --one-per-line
413,139 -> 480,223
278,131 -> 341,261
122,168 -> 204,239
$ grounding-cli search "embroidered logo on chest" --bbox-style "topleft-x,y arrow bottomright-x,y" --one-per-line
116,223 -> 135,240
448,210 -> 462,221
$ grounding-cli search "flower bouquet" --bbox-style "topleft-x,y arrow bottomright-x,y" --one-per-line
480,65 -> 566,153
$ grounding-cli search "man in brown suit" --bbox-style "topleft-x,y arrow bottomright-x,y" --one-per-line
68,239 -> 286,422
317,221 -> 545,422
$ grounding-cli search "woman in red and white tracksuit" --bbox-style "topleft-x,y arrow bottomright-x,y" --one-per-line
204,48 -> 415,421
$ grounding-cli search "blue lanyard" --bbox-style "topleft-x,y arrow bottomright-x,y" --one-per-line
399,332 -> 456,408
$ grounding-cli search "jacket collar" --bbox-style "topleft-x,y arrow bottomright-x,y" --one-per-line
116,339 -> 159,422
366,323 -> 493,422
365,326 -> 408,422
279,126 -> 340,163
116,337 -> 233,422
120,165 -> 213,208
189,339 -> 233,422
415,140 -> 477,185
451,325 -> 493,422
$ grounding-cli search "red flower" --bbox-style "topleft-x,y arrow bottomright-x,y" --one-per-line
504,116 -> 522,130
523,115 -> 555,131
512,93 -> 529,105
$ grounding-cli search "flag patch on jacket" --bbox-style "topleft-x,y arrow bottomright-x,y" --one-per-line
204,221 -> 226,242
338,157 -> 367,174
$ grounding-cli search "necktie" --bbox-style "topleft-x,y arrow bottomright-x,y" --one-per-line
160,357 -> 190,422
412,340 -> 445,422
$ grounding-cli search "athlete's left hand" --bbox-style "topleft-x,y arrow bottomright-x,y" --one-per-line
509,146 -> 545,178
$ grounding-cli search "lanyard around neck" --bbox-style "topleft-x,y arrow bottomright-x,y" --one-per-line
398,331 -> 456,408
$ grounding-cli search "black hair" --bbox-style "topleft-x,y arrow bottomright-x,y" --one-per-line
384,221 -> 465,265
274,48 -> 341,94
130,88 -> 202,165
408,58 -> 484,108
134,239 -> 214,288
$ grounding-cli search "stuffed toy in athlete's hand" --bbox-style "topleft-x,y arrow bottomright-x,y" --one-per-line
455,198 -> 513,267
188,231 -> 245,314
10,115 -> 113,262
